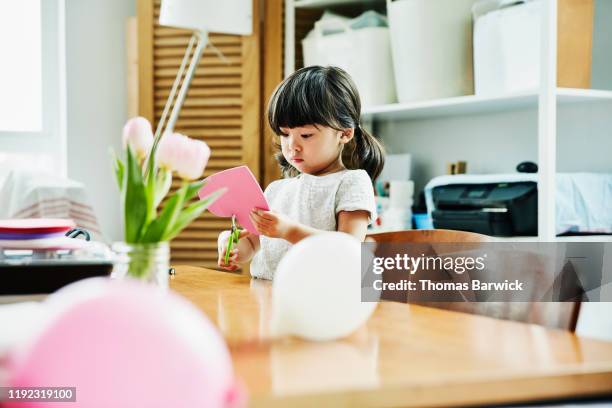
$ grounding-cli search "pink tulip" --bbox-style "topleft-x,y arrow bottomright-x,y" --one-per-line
122,117 -> 154,160
157,132 -> 211,180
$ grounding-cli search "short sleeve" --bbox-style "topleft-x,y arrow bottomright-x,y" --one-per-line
263,179 -> 282,202
335,170 -> 377,224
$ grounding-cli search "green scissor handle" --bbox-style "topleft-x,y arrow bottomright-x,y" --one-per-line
224,216 -> 240,265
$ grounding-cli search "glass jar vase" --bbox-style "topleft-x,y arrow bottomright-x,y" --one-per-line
111,242 -> 170,289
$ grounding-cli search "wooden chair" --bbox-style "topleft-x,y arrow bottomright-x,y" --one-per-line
366,229 -> 580,331
367,229 -> 490,244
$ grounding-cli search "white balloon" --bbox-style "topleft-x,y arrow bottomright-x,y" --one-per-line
271,232 -> 378,341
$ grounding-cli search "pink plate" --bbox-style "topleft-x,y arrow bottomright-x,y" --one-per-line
0,219 -> 75,234
198,166 -> 269,235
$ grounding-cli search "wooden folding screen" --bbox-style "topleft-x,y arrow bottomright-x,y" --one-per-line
136,0 -> 260,268
262,0 -> 284,186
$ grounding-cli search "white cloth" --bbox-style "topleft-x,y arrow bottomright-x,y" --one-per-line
250,169 -> 377,280
556,173 -> 612,234
0,169 -> 102,239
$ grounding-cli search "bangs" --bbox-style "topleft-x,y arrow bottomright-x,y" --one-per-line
267,67 -> 346,135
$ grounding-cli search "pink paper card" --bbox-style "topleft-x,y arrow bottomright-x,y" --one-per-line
198,166 -> 269,235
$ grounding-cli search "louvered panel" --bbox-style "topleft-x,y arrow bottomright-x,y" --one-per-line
172,248 -> 218,255
175,230 -> 220,239
155,66 -> 242,77
149,0 -> 259,271
155,98 -> 241,109
155,87 -> 242,98
150,117 -> 242,127
155,36 -> 241,48
155,109 -> 241,119
203,168 -> 239,178
186,129 -> 242,137
205,159 -> 243,168
204,139 -> 243,148
189,219 -> 234,229
206,148 -> 242,158
189,212 -> 235,221
156,56 -> 242,68
171,240 -> 218,250
183,228 -> 227,234
155,45 -> 242,58
156,76 -> 241,87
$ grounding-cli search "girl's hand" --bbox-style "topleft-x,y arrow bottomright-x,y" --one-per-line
249,209 -> 296,240
217,229 -> 251,271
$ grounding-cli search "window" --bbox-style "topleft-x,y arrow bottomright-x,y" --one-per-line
0,0 -> 66,175
0,0 -> 42,131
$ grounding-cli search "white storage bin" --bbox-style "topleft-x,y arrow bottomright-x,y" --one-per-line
302,14 -> 397,107
387,0 -> 476,103
473,0 -> 542,96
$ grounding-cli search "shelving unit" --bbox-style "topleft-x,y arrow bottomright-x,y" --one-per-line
294,0 -> 382,8
361,88 -> 612,121
362,90 -> 539,121
284,0 -> 612,242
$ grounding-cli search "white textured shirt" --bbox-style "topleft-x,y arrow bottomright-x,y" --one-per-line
250,169 -> 377,280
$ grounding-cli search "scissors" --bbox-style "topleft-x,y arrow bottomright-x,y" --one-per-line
224,214 -> 240,265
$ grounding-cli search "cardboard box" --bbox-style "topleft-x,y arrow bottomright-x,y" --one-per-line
558,0 -> 594,88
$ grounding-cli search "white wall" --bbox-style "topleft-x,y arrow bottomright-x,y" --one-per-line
65,0 -> 135,242
375,109 -> 538,198
592,0 -> 612,90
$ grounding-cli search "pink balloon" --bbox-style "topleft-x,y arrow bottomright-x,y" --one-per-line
5,279 -> 244,408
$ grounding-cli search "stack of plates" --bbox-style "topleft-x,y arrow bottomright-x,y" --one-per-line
0,219 -> 85,250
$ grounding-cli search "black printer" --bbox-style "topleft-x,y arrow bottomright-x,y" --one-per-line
428,179 -> 537,236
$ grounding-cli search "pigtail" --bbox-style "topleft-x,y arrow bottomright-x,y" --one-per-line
356,126 -> 385,181
343,125 -> 385,182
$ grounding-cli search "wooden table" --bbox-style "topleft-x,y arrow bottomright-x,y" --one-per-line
171,266 -> 612,407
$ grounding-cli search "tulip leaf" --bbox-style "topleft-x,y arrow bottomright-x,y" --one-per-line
184,179 -> 205,202
110,149 -> 124,191
154,168 -> 173,209
144,162 -> 157,224
163,188 -> 225,241
140,182 -> 188,243
124,146 -> 148,243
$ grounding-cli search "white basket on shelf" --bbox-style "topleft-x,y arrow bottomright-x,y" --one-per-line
387,0 -> 476,103
302,14 -> 397,108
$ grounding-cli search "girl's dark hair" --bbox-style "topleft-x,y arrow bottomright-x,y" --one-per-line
267,66 -> 385,181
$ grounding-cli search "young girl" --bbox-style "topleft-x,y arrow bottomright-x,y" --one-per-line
217,66 -> 385,280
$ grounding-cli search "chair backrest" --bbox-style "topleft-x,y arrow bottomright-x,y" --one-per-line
367,229 -> 491,244
365,229 -> 580,331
